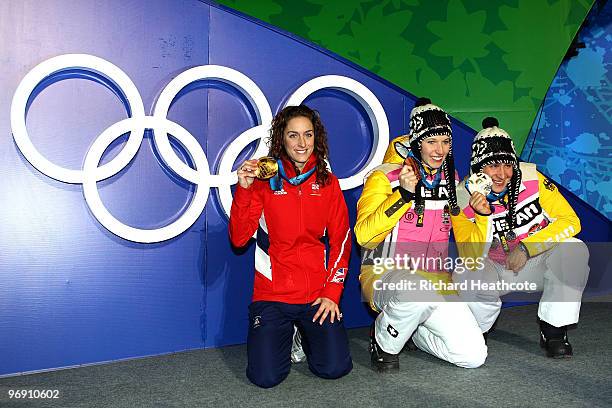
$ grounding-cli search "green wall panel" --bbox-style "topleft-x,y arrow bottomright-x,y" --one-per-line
216,0 -> 593,152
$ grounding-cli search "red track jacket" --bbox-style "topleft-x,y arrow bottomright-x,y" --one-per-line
229,155 -> 351,304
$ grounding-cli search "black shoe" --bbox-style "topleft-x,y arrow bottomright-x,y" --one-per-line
403,336 -> 418,352
539,319 -> 573,359
370,324 -> 399,372
483,314 -> 500,345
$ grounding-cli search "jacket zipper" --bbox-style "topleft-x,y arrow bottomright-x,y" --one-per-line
298,184 -> 310,301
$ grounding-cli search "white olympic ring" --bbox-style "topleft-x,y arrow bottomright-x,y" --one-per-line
285,75 -> 388,190
11,54 -> 389,243
11,54 -> 146,184
83,116 -> 210,243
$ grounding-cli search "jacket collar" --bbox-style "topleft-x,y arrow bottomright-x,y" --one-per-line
280,153 -> 317,179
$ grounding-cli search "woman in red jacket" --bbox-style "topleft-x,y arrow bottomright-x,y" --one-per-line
229,105 -> 352,388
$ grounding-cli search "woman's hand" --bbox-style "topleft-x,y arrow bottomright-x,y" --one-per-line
469,192 -> 492,215
399,164 -> 419,193
237,159 -> 258,189
506,245 -> 528,274
311,297 -> 341,325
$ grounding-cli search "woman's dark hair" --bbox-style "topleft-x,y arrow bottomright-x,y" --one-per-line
267,104 -> 331,186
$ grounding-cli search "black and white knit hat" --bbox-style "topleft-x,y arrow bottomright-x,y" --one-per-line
409,97 -> 453,160
471,117 -> 522,239
470,117 -> 518,174
406,97 -> 459,216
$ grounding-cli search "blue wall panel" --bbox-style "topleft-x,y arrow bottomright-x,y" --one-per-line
519,2 -> 612,299
522,1 -> 611,220
1,0 -> 211,376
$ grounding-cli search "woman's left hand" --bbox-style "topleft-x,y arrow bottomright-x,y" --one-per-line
312,297 -> 341,325
506,245 -> 528,274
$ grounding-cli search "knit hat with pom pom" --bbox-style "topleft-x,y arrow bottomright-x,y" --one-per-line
471,117 -> 522,239
408,97 -> 453,159
400,97 -> 459,215
470,116 -> 518,174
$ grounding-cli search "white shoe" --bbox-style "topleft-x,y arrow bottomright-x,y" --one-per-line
291,326 -> 307,363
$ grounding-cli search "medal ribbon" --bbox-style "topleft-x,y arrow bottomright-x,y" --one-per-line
407,150 -> 442,189
486,187 -> 508,204
269,159 -> 316,191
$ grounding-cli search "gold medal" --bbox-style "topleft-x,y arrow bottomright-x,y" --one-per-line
255,157 -> 278,180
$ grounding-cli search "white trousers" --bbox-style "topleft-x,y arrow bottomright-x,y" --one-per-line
456,238 -> 590,332
373,270 -> 487,369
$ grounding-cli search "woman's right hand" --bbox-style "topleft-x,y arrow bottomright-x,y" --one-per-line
237,159 -> 259,189
399,164 -> 419,193
469,192 -> 492,215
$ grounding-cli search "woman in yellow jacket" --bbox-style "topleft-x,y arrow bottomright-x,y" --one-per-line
452,117 -> 589,359
355,98 -> 487,372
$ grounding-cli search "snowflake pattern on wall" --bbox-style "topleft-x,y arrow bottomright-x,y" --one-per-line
522,2 -> 611,219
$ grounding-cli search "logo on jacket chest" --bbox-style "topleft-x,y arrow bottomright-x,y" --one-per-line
491,199 -> 544,235
492,217 -> 510,235
419,184 -> 449,200
310,183 -> 321,196
391,183 -> 449,201
515,201 -> 543,227
271,183 -> 320,196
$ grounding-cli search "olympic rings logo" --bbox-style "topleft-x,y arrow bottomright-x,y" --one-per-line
11,54 -> 389,243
